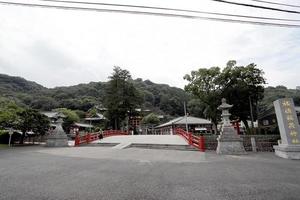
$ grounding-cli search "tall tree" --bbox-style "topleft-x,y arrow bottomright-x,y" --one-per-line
219,61 -> 266,129
184,61 -> 266,131
103,67 -> 143,129
184,67 -> 222,128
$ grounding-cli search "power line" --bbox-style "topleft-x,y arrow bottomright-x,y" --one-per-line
37,0 -> 300,22
249,0 -> 300,8
1,1 -> 300,27
210,0 -> 300,14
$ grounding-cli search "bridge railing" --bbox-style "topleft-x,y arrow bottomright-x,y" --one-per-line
102,130 -> 128,138
175,128 -> 205,152
74,132 -> 99,146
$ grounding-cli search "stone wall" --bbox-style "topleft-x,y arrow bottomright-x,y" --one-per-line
203,135 -> 280,152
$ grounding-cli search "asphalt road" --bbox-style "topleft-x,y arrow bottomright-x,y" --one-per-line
0,146 -> 299,200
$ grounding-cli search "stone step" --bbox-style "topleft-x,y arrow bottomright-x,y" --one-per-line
127,143 -> 199,151
112,142 -> 131,149
84,143 -> 119,147
86,142 -> 200,151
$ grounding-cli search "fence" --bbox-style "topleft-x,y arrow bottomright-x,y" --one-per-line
74,132 -> 99,146
102,130 -> 128,138
175,128 -> 205,152
242,135 -> 280,152
21,134 -> 48,144
73,130 -> 128,146
203,134 -> 280,151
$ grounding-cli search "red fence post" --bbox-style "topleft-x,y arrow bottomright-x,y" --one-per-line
188,132 -> 192,145
75,133 -> 80,147
199,135 -> 205,152
86,133 -> 90,144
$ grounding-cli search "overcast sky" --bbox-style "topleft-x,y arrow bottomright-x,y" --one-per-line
0,0 -> 300,89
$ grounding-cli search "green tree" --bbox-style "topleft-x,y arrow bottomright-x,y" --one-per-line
184,67 -> 222,128
141,113 -> 160,125
0,98 -> 23,129
17,108 -> 50,144
55,108 -> 80,133
219,61 -> 266,129
187,98 -> 206,118
103,67 -> 143,129
184,61 -> 266,131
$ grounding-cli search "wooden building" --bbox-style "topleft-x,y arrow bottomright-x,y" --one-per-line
155,116 -> 213,135
258,106 -> 300,134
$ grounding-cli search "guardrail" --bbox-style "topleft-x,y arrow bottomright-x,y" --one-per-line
74,132 -> 99,146
175,128 -> 205,152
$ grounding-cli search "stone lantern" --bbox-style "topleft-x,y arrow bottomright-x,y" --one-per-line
216,98 -> 246,155
46,118 -> 69,147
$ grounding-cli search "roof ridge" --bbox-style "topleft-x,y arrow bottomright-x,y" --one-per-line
172,116 -> 185,124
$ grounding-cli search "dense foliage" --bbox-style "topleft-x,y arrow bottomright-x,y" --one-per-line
0,98 -> 50,144
0,73 -> 189,117
141,113 -> 160,126
1,68 -> 299,131
261,86 -> 300,110
103,67 -> 143,129
184,60 -> 266,129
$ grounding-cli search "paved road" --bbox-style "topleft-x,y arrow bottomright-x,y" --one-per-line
0,146 -> 299,200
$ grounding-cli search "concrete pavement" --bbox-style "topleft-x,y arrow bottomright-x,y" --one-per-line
0,146 -> 299,200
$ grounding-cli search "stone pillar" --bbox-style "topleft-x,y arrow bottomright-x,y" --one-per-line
216,98 -> 246,155
251,137 -> 257,152
46,118 -> 69,147
273,98 -> 300,159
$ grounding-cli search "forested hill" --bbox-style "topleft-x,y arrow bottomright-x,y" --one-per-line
0,74 -> 46,93
0,74 -> 189,116
261,86 -> 300,108
1,74 -> 300,116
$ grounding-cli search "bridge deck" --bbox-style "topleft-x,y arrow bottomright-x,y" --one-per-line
92,135 -> 188,146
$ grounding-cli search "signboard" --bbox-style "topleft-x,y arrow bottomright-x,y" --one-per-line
274,98 -> 300,145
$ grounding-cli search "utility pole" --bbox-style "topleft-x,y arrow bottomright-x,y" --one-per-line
256,99 -> 261,135
8,128 -> 13,147
249,96 -> 255,134
184,102 -> 188,132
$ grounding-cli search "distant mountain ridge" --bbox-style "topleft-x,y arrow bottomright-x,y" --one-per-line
1,73 -> 299,116
0,74 -> 46,93
0,73 -> 189,116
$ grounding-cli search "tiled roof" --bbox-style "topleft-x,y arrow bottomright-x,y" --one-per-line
156,116 -> 212,128
41,111 -> 65,118
73,123 -> 93,128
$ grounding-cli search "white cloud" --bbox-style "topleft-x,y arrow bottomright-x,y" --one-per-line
0,0 -> 299,89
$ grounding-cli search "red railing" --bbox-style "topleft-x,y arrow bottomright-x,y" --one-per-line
102,130 -> 128,138
74,132 -> 99,146
175,128 -> 205,152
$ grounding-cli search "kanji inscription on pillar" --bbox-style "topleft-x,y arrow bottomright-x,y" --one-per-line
274,98 -> 300,145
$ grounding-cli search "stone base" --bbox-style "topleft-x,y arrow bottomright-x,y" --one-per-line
46,134 -> 69,147
216,126 -> 246,155
274,144 -> 300,159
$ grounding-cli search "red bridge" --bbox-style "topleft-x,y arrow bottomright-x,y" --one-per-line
74,129 -> 205,152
